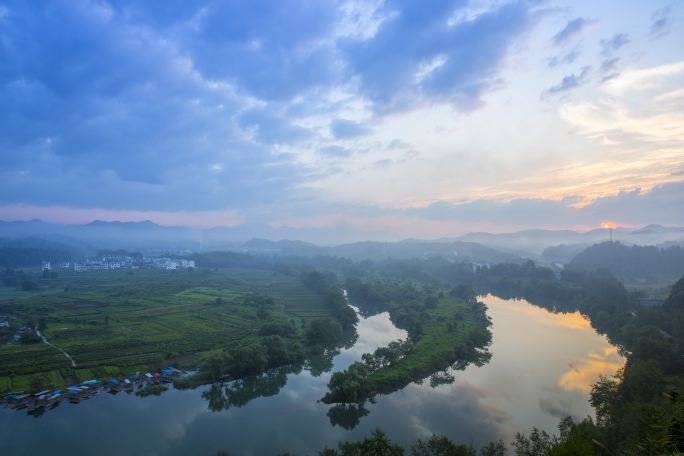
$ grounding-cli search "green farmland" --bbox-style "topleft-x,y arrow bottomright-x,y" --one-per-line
0,267 -> 332,393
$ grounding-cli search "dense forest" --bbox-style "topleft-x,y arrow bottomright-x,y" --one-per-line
0,238 -> 77,267
568,241 -> 684,282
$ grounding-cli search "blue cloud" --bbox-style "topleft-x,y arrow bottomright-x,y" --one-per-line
318,145 -> 353,158
552,17 -> 597,46
547,48 -> 580,68
340,0 -> 536,111
599,57 -> 620,79
238,108 -> 314,145
600,33 -> 630,56
386,139 -> 413,150
650,6 -> 673,38
542,66 -> 591,97
406,180 -> 684,227
0,0 -> 539,213
413,198 -> 579,224
330,119 -> 370,139
0,1 -> 306,211
582,181 -> 684,225
6,0 -> 672,233
109,0 -> 341,101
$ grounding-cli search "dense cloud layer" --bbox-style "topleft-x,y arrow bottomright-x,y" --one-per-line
0,0 -> 539,213
412,180 -> 684,227
0,0 -> 682,236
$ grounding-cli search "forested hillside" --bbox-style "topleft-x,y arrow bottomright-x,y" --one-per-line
0,238 -> 78,267
568,242 -> 684,281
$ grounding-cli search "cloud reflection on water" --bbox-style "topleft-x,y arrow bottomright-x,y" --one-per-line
559,346 -> 624,393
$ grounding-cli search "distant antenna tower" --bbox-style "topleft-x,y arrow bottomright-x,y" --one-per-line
601,222 -> 615,242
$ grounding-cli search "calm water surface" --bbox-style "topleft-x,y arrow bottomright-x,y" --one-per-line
0,295 -> 623,455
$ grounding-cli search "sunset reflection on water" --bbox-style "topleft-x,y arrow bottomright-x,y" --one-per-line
559,346 -> 624,393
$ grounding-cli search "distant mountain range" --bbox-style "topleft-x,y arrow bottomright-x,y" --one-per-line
456,225 -> 684,255
0,219 -> 199,252
1,219 -> 683,264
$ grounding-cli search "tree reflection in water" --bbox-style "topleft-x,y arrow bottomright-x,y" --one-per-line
327,403 -> 370,429
202,366 -> 293,412
198,305 -> 494,430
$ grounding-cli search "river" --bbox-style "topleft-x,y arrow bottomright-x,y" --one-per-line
0,295 -> 624,455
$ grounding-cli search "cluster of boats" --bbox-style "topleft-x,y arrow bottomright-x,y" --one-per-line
0,368 -> 183,416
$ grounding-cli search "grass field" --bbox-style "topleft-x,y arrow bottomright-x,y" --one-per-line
0,267 -> 331,393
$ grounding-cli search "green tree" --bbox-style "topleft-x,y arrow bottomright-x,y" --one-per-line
262,335 -> 292,366
548,417 -> 597,456
635,406 -> 673,456
322,429 -> 404,456
512,429 -> 554,456
424,296 -> 439,309
479,441 -> 506,456
411,435 -> 475,456
322,362 -> 373,404
620,360 -> 665,403
227,344 -> 268,377
306,318 -> 343,346
590,373 -> 620,426
204,352 -> 228,379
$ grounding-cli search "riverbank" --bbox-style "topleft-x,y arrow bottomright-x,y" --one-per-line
322,280 -> 493,404
1,368 -> 183,417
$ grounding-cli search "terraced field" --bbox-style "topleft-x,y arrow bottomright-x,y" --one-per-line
0,267 -> 331,393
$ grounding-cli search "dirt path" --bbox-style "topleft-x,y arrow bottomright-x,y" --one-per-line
36,330 -> 77,367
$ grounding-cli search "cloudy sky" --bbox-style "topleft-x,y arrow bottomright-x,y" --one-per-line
0,0 -> 682,240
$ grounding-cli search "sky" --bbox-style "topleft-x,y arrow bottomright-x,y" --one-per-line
0,0 -> 683,240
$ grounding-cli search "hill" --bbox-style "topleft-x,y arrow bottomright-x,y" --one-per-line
0,220 -> 197,251
0,238 -> 83,267
665,275 -> 684,309
457,225 -> 684,256
568,241 -> 684,282
540,243 -> 588,264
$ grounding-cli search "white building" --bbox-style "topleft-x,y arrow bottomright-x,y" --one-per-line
69,255 -> 195,272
